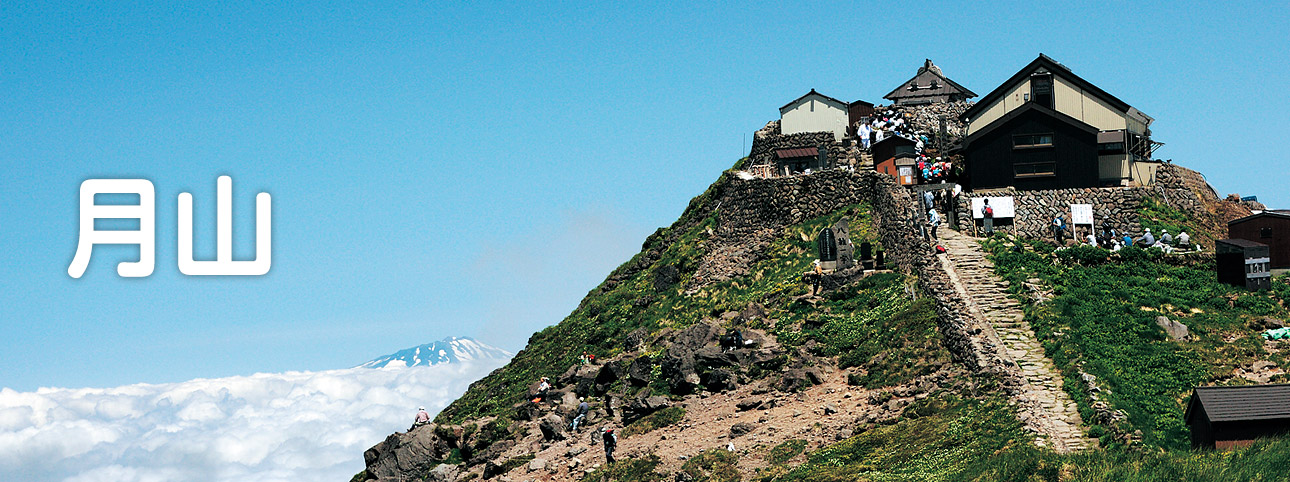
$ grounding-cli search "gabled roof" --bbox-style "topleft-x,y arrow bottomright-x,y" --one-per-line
884,59 -> 977,101
1229,211 -> 1290,226
960,101 -> 1098,148
1185,384 -> 1290,423
961,54 -> 1136,122
872,135 -> 917,149
779,89 -> 848,113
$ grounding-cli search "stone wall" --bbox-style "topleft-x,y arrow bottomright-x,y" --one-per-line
954,187 -> 1150,241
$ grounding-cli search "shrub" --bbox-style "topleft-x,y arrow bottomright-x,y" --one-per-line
581,454 -> 667,482
681,449 -> 740,482
623,407 -> 686,437
765,439 -> 807,465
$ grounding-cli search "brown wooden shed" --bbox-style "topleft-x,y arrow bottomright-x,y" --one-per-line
1185,384 -> 1290,450
1228,211 -> 1290,269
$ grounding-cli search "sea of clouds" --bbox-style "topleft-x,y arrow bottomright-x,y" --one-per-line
0,361 -> 506,482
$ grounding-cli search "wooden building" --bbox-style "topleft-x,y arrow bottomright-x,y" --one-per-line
847,99 -> 875,137
872,136 -> 918,185
1215,239 -> 1272,290
780,89 -> 849,141
883,59 -> 976,106
1185,384 -> 1290,450
959,54 -> 1161,191
1228,211 -> 1290,270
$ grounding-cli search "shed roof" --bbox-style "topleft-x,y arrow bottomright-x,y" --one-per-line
779,89 -> 848,113
884,59 -> 976,101
1229,211 -> 1290,226
961,54 -> 1143,123
1186,384 -> 1290,423
1216,238 -> 1270,250
776,147 -> 819,159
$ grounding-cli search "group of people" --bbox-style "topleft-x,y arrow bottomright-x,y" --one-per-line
1076,226 -> 1192,252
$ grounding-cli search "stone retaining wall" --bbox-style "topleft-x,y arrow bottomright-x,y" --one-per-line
955,187 -> 1150,241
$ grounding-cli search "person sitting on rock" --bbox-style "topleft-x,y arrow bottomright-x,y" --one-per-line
535,377 -> 551,404
410,406 -> 430,431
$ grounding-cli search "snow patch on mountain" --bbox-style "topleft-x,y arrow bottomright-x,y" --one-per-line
358,336 -> 512,369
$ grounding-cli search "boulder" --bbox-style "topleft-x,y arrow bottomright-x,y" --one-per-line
539,414 -> 568,441
623,395 -> 671,425
1155,316 -> 1190,341
729,422 -> 754,438
628,357 -> 653,387
425,464 -> 460,482
528,458 -> 547,472
702,368 -> 737,392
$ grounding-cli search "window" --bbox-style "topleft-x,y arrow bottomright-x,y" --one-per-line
1031,73 -> 1053,108
1014,134 -> 1054,149
1014,161 -> 1056,178
1098,142 -> 1125,154
1262,227 -> 1273,238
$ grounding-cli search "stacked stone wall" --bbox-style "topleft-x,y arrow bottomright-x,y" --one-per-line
954,188 -> 1150,240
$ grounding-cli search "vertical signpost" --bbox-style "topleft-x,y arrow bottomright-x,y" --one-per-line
1071,204 -> 1094,243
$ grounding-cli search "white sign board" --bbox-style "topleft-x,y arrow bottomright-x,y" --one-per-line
1070,204 -> 1094,225
970,197 -> 1015,219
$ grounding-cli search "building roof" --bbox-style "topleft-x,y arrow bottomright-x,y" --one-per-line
871,135 -> 917,149
884,59 -> 977,102
779,89 -> 848,113
1217,238 -> 1270,249
1186,384 -> 1290,423
775,147 -> 819,159
961,54 -> 1141,123
1229,211 -> 1290,226
960,101 -> 1098,148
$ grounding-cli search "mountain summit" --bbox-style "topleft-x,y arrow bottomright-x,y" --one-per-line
359,337 -> 512,369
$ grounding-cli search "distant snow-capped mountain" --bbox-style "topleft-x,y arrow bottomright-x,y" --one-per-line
359,337 -> 512,369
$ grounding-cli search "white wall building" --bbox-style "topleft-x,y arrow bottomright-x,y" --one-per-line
779,89 -> 848,141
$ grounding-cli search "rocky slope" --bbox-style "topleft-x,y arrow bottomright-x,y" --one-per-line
354,164 -> 1287,482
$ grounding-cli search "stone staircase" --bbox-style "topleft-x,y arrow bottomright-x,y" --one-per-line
937,229 -> 1095,453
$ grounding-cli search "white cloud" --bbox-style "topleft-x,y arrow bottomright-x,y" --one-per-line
0,361 -> 506,482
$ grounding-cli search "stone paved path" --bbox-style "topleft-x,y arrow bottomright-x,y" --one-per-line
937,228 -> 1095,453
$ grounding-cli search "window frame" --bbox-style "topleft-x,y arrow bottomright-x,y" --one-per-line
1013,133 -> 1055,149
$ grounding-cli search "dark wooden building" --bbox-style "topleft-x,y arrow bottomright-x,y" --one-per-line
847,99 -> 875,137
1215,239 -> 1272,290
959,54 -> 1159,191
1228,211 -> 1290,269
883,59 -> 976,106
960,103 -> 1099,191
1185,384 -> 1290,450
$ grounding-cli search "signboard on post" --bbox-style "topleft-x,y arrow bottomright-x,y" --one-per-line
1071,204 -> 1094,225
970,197 -> 1015,219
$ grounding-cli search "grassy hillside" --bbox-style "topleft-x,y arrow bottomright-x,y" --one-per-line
981,237 -> 1290,450
439,192 -> 895,421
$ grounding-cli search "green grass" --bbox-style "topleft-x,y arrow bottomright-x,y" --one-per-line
622,407 -> 686,437
981,236 -> 1290,449
765,439 -> 807,465
581,454 -> 668,482
436,169 -> 883,424
682,449 -> 741,482
761,394 -> 1030,482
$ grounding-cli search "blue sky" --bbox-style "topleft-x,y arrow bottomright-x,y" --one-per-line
2,1 -> 1287,391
